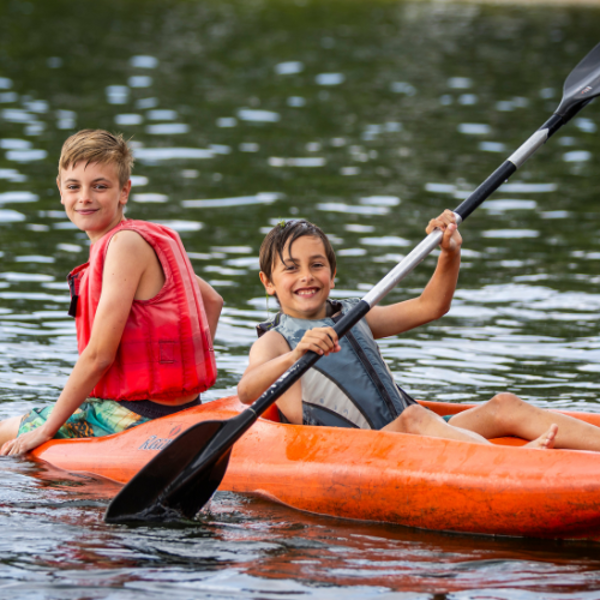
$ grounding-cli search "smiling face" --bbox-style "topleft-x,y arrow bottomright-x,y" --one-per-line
57,161 -> 131,243
260,235 -> 336,320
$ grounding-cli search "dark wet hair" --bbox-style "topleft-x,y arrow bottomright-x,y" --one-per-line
259,219 -> 337,283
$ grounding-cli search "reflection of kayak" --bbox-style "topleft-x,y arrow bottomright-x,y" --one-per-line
32,396 -> 600,539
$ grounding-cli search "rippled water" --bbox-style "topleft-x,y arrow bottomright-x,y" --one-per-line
2,0 -> 600,597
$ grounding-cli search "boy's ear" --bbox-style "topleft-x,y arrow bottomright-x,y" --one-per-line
259,271 -> 276,295
56,177 -> 64,205
119,180 -> 132,206
330,268 -> 336,289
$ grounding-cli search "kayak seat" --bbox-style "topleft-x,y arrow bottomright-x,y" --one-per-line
260,404 -> 281,422
489,436 -> 527,447
258,401 -> 527,439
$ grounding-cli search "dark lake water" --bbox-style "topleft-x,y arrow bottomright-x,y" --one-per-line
1,0 -> 600,597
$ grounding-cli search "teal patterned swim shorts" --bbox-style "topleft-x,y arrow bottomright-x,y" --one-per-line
18,398 -> 151,439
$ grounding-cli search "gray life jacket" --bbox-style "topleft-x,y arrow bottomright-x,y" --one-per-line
257,299 -> 416,429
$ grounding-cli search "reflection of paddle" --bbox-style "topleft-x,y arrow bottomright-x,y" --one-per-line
105,43 -> 600,524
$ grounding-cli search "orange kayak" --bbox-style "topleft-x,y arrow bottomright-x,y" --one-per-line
32,396 -> 600,540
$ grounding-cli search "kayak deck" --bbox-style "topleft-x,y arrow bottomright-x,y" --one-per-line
32,397 -> 600,539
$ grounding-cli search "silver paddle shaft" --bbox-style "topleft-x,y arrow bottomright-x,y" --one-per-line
507,129 -> 549,168
362,212 -> 463,308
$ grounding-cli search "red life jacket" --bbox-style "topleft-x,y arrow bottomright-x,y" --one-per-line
67,220 -> 217,402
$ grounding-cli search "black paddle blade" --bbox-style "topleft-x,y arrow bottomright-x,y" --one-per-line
556,42 -> 600,117
105,419 -> 229,523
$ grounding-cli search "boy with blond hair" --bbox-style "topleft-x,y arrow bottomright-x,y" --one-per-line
0,129 -> 223,455
238,216 -> 600,451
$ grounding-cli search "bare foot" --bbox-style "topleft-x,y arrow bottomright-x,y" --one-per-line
525,424 -> 558,450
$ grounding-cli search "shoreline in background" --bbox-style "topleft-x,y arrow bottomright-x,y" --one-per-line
449,0 -> 600,5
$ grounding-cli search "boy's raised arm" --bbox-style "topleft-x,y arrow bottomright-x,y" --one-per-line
366,210 -> 461,339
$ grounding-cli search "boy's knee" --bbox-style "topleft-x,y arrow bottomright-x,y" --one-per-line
395,404 -> 431,434
488,393 -> 523,423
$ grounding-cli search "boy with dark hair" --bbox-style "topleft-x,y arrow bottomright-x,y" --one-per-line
0,129 -> 223,455
238,215 -> 600,451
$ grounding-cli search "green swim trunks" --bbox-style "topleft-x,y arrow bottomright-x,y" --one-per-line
18,398 -> 151,439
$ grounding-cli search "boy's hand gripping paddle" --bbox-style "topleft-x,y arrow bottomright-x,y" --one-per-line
105,42 -> 600,524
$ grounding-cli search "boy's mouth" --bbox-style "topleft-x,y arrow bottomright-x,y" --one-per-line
76,209 -> 99,215
295,287 -> 320,297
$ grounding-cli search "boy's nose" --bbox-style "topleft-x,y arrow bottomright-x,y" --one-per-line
78,187 -> 92,202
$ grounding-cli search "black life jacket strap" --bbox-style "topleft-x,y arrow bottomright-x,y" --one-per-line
67,272 -> 79,318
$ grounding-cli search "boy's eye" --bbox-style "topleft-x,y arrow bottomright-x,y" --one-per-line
281,261 -> 298,272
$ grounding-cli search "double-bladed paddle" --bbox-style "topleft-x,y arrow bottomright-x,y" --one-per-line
105,42 -> 600,524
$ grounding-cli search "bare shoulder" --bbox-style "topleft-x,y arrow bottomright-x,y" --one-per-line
248,330 -> 290,364
106,229 -> 155,266
104,229 -> 165,300
108,229 -> 152,254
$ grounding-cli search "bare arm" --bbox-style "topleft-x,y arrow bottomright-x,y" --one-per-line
237,327 -> 340,424
366,210 -> 462,339
195,275 -> 223,341
0,231 -> 153,455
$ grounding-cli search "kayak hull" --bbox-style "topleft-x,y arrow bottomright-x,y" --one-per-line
32,396 -> 600,539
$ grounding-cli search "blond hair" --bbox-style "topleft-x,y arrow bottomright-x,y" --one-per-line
58,129 -> 134,187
